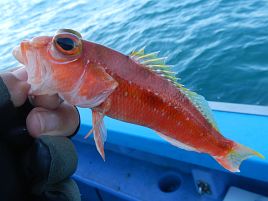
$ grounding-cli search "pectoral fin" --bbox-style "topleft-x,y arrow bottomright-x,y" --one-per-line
88,110 -> 107,160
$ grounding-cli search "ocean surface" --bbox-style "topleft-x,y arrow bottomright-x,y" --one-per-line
0,0 -> 267,105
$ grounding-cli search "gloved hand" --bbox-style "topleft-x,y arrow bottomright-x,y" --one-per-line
0,67 -> 81,201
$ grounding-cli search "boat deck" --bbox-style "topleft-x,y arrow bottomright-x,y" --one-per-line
73,102 -> 268,201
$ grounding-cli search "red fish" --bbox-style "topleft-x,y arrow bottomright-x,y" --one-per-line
13,29 -> 264,172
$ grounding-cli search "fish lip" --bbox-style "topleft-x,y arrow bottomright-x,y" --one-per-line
12,45 -> 24,64
13,40 -> 31,65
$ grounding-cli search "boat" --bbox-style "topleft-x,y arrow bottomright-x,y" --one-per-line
72,101 -> 268,201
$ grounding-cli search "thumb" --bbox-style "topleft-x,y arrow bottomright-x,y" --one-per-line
1,68 -> 29,107
26,103 -> 79,137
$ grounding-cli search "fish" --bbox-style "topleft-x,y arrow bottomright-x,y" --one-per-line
13,29 -> 264,172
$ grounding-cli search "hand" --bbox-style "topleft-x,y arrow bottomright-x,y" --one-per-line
0,67 -> 81,201
1,67 -> 79,137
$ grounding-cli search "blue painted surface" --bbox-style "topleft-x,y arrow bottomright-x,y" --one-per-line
76,108 -> 268,183
73,135 -> 268,201
73,141 -> 220,201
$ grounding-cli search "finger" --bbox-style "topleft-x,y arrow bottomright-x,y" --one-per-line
26,103 -> 79,137
0,68 -> 30,107
15,65 -> 62,110
12,67 -> 28,81
30,94 -> 62,110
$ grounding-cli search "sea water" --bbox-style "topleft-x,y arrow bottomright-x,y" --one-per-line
0,0 -> 267,105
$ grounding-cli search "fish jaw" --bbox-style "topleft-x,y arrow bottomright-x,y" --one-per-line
13,39 -> 33,65
13,45 -> 24,64
13,37 -> 57,96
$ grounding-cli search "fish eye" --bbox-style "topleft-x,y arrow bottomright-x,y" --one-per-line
56,37 -> 75,51
53,30 -> 82,56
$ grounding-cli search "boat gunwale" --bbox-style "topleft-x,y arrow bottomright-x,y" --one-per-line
208,101 -> 268,116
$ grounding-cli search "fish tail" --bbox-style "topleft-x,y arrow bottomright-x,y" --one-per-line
214,143 -> 264,172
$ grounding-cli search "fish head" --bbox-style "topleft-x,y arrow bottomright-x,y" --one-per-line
13,29 -> 86,96
13,29 -> 118,107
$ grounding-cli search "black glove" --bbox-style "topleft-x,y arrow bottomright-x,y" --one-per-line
0,78 -> 81,201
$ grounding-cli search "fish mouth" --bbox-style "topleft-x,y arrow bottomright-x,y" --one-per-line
12,45 -> 24,64
12,40 -> 31,65
13,39 -> 57,96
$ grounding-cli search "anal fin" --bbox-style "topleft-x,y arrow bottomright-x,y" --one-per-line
156,131 -> 197,152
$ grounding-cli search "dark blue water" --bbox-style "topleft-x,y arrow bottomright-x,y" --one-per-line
0,0 -> 267,105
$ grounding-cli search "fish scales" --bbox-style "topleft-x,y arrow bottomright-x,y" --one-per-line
91,47 -> 233,156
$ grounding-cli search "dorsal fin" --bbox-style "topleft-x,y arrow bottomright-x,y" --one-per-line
130,47 -> 179,85
129,48 -> 219,131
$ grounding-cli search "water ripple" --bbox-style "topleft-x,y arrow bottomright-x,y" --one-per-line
0,0 -> 267,105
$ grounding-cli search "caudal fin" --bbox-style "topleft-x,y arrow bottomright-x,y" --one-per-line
214,143 -> 264,172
